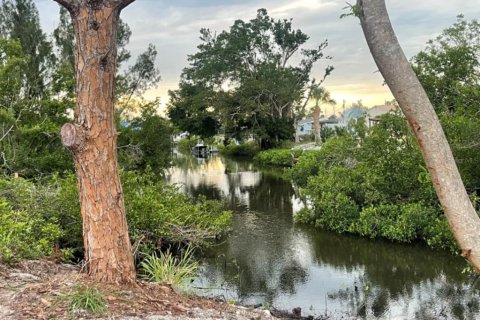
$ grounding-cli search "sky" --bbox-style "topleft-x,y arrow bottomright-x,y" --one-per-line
35,0 -> 480,114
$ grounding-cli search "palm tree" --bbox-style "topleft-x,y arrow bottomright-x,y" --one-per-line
311,86 -> 336,144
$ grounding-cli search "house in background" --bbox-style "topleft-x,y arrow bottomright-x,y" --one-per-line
172,131 -> 189,143
366,104 -> 398,126
296,103 -> 397,138
296,117 -> 314,137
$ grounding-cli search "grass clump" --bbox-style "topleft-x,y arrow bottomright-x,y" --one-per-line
67,285 -> 107,315
140,245 -> 199,288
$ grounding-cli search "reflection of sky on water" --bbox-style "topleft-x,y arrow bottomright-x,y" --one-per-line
167,154 -> 480,319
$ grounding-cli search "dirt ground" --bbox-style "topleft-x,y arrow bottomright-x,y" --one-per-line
0,260 -> 277,320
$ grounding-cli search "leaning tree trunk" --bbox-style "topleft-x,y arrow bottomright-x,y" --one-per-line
358,0 -> 480,270
55,0 -> 136,283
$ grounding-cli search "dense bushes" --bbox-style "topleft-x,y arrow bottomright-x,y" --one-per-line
253,149 -> 294,167
0,176 -> 73,263
123,169 -> 232,247
0,170 -> 232,263
219,141 -> 259,157
291,114 -> 458,252
0,199 -> 62,264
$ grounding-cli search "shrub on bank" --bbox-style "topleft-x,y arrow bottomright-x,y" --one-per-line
292,114 -> 458,252
122,169 -> 232,247
254,149 -> 293,167
219,142 -> 259,158
0,198 -> 62,264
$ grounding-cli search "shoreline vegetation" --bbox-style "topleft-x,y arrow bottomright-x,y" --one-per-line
239,114 -> 461,253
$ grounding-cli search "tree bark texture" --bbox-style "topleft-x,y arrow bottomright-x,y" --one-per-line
55,0 -> 136,283
358,0 -> 480,270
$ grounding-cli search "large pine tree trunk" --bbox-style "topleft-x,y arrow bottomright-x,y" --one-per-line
358,0 -> 480,271
56,0 -> 136,283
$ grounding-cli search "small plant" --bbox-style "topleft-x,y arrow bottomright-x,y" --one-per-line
140,245 -> 199,288
67,285 -> 107,315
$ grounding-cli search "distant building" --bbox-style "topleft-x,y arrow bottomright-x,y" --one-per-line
338,105 -> 368,127
296,117 -> 314,137
366,104 -> 397,126
296,104 -> 397,136
172,131 -> 189,143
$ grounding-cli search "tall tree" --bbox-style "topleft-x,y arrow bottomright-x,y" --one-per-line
413,15 -> 479,116
0,39 -> 25,170
169,8 -> 333,147
357,0 -> 480,271
0,0 -> 54,99
53,0 -> 136,283
412,16 -> 480,189
310,86 -> 336,144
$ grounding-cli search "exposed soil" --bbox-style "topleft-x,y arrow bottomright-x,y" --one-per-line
0,260 -> 276,320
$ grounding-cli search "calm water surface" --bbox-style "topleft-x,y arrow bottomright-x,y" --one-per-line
165,153 -> 480,319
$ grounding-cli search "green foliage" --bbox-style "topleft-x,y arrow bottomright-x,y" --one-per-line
219,142 -> 259,158
423,217 -> 458,252
0,175 -> 81,261
0,1 -> 164,177
140,245 -> 199,288
440,114 -> 480,191
289,135 -> 357,187
167,82 -> 220,139
118,103 -> 173,171
292,113 -> 458,251
254,149 -> 293,167
0,169 -> 232,262
116,43 -> 161,100
122,169 -> 232,246
0,0 -> 54,99
67,285 -> 107,315
176,135 -> 198,155
0,38 -> 26,101
412,15 -> 479,116
412,16 -> 480,191
354,203 -> 436,242
0,198 -> 61,264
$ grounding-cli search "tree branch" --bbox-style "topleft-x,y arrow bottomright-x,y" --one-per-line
113,0 -> 136,11
53,0 -> 78,15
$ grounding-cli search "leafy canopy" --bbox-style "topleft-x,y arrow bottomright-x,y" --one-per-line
168,8 -> 333,147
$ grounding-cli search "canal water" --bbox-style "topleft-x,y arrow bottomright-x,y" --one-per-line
165,153 -> 480,319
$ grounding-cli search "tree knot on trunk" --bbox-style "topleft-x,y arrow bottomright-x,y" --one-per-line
61,123 -> 86,153
89,18 -> 100,30
100,53 -> 108,71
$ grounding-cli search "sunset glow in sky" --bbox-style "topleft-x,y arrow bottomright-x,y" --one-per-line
36,0 -> 479,114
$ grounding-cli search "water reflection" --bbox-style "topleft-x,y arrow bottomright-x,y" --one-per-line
166,153 -> 480,319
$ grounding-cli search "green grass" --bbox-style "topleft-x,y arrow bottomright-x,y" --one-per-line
140,245 -> 199,288
67,285 -> 107,315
